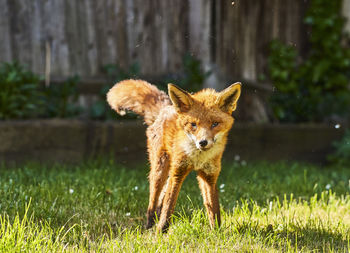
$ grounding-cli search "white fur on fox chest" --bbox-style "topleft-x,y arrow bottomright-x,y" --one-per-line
181,134 -> 224,174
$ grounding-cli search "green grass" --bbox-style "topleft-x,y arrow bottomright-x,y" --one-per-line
0,160 -> 349,252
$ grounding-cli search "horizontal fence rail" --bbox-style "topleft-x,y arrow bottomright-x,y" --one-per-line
0,120 -> 345,165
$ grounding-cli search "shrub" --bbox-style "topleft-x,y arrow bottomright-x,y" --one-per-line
0,62 -> 43,119
268,0 -> 350,123
0,62 -> 81,119
44,76 -> 81,118
159,53 -> 210,92
328,129 -> 350,166
174,53 -> 210,92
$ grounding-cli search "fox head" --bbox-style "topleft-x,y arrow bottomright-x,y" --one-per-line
168,83 -> 241,151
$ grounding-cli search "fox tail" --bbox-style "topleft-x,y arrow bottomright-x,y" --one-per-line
107,79 -> 171,125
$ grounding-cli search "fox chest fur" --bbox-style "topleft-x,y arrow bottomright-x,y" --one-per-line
150,105 -> 230,175
179,130 -> 226,174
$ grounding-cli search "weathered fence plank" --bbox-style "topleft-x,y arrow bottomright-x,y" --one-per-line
0,0 -> 12,61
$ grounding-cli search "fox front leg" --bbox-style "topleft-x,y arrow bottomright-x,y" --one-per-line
197,171 -> 221,228
156,166 -> 190,233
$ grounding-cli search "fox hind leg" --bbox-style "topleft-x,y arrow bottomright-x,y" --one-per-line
153,175 -> 167,216
146,151 -> 170,229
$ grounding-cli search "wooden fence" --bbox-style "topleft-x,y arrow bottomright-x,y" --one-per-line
0,0 -> 313,83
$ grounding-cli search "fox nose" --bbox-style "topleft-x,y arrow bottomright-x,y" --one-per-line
199,140 -> 208,147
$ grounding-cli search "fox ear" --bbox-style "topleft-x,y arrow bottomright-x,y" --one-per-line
168,84 -> 193,112
217,82 -> 241,114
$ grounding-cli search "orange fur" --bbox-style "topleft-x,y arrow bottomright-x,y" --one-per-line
107,79 -> 241,232
107,79 -> 170,125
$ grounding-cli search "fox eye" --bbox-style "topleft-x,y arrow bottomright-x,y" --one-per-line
191,122 -> 197,129
211,122 -> 219,128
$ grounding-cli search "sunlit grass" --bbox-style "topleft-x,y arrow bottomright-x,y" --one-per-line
0,160 -> 349,252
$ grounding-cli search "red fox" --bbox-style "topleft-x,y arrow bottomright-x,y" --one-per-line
107,79 -> 241,232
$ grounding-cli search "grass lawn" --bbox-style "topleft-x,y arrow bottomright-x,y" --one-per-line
0,160 -> 349,252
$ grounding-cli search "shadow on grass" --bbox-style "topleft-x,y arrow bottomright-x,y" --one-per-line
229,219 -> 349,251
